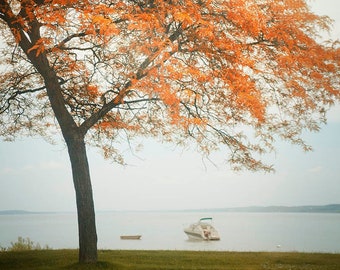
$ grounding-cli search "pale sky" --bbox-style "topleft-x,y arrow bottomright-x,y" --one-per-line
1,0 -> 339,212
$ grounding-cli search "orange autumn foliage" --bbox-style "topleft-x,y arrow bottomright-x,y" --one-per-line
1,0 -> 339,171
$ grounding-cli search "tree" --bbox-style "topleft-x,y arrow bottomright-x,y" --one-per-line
0,0 -> 339,264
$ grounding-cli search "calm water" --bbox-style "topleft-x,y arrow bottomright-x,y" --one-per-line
1,211 -> 340,252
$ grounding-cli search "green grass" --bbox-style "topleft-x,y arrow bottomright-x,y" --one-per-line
0,250 -> 340,270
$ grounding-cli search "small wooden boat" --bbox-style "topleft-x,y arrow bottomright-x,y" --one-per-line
120,235 -> 142,240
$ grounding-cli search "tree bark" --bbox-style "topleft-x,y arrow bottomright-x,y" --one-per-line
65,134 -> 98,263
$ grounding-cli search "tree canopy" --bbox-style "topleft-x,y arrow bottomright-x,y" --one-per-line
1,0 -> 339,171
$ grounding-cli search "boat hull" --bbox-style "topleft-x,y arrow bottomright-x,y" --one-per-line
184,230 -> 220,241
184,230 -> 206,240
120,235 -> 142,240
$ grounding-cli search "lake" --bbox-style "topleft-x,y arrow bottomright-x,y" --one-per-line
1,211 -> 340,253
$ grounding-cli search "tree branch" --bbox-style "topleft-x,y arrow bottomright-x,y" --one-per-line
53,32 -> 87,50
79,26 -> 182,135
0,86 -> 46,114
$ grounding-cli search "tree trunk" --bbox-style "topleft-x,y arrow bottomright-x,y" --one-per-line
65,134 -> 98,263
3,7 -> 99,262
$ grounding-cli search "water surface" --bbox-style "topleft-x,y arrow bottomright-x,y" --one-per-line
1,211 -> 339,252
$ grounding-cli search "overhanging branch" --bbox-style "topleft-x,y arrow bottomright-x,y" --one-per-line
0,85 -> 46,114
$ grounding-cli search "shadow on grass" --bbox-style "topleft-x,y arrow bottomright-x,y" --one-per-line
65,261 -> 124,270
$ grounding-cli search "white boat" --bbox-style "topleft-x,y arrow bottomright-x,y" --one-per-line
184,217 -> 220,240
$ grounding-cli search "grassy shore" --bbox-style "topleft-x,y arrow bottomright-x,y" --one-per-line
1,250 -> 340,269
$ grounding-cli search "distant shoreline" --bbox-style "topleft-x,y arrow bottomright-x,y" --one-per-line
0,210 -> 59,215
1,204 -> 340,215
196,204 -> 340,213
